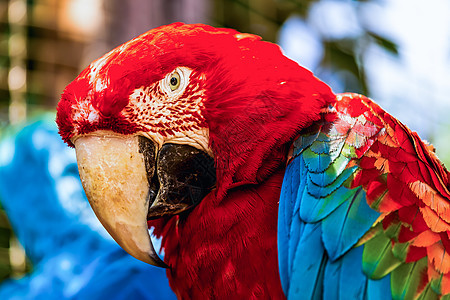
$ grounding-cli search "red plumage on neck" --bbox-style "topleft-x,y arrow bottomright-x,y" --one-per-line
146,40 -> 335,294
151,168 -> 287,299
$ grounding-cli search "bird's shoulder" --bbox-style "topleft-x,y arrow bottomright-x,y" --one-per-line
278,92 -> 450,299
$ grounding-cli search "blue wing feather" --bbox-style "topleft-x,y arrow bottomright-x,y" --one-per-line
322,188 -> 379,260
288,223 -> 327,300
324,246 -> 368,300
278,156 -> 298,292
302,147 -> 332,173
300,182 -> 358,223
278,124 -> 386,299
308,155 -> 351,187
366,276 -> 392,300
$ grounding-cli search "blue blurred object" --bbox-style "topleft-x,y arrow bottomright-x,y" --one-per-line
0,117 -> 176,300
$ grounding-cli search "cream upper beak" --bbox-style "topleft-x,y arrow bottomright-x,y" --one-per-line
73,131 -> 167,268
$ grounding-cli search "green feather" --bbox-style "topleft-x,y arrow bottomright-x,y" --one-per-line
392,242 -> 410,261
342,141 -> 358,158
355,223 -> 383,248
441,293 -> 450,300
362,231 -> 402,279
308,155 -> 352,187
391,257 -> 427,300
384,219 -> 402,241
430,273 -> 443,295
415,283 -> 439,300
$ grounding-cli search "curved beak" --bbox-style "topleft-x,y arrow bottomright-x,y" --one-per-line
73,131 -> 216,269
73,131 -> 168,268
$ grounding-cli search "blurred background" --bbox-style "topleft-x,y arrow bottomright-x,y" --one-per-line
0,0 -> 448,296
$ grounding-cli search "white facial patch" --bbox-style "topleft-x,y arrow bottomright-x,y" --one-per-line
122,67 -> 211,155
72,98 -> 100,124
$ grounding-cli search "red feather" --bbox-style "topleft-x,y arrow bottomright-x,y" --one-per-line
335,93 -> 450,296
150,169 -> 286,299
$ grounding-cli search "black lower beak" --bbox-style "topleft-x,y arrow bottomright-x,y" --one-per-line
138,137 -> 216,220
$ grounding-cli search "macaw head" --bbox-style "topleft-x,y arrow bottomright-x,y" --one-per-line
57,23 -> 335,267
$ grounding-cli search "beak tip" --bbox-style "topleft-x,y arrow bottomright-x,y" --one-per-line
142,248 -> 170,269
152,256 -> 170,269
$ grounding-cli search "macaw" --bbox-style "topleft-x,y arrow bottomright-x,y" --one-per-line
56,23 -> 450,299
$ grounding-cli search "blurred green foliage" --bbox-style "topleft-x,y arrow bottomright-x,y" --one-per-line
0,205 -> 12,282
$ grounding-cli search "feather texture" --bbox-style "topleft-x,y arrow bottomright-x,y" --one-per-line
278,93 -> 450,299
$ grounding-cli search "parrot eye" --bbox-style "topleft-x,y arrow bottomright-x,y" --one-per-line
169,71 -> 181,91
161,67 -> 191,95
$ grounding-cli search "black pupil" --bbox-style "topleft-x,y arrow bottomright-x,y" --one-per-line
170,76 -> 178,86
